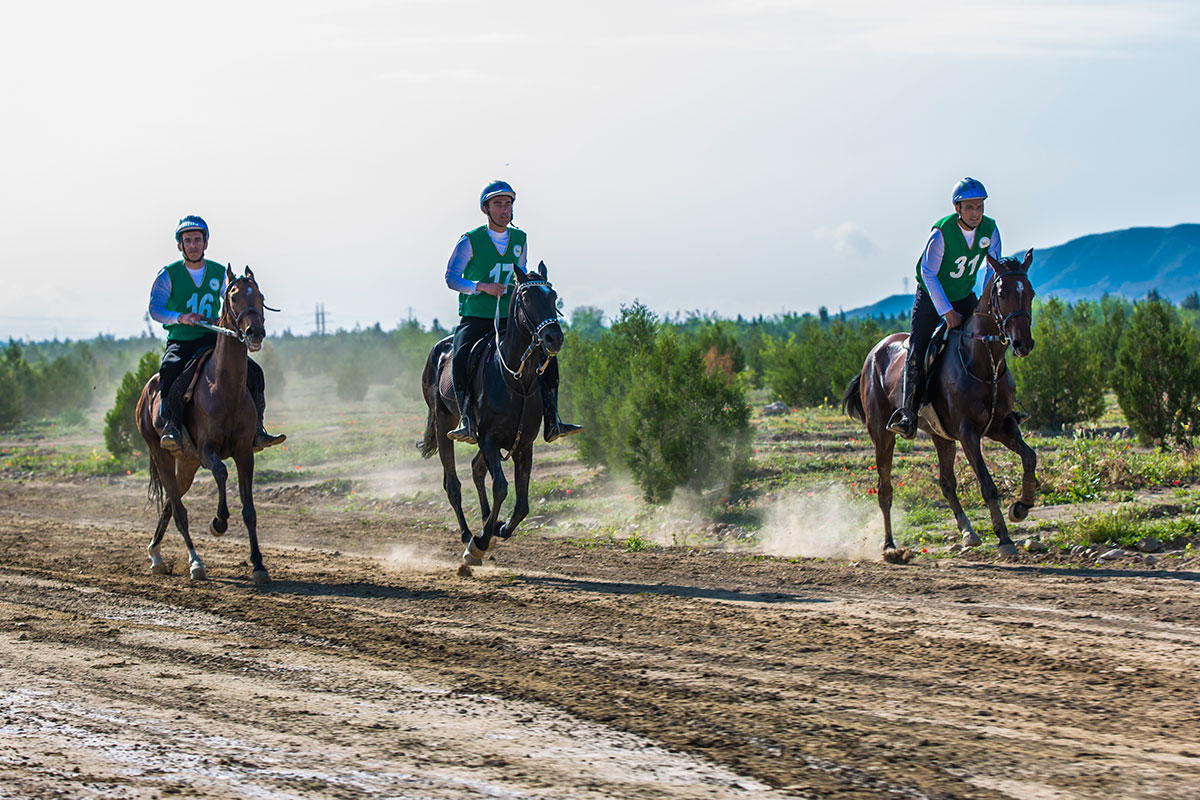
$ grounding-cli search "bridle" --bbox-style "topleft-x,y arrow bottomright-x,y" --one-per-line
954,266 -> 1035,431
493,279 -> 563,382
199,277 -> 276,342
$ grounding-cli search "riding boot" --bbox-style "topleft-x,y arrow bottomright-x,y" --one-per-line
448,391 -> 478,445
886,361 -> 920,439
250,385 -> 286,452
160,410 -> 183,454
541,385 -> 582,443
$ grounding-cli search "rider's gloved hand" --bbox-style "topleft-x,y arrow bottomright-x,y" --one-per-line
475,282 -> 507,298
177,312 -> 206,326
942,309 -> 964,329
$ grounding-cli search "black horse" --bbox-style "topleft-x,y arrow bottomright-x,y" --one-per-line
420,262 -> 565,567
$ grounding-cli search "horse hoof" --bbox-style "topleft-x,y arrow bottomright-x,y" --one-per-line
882,547 -> 913,564
462,540 -> 485,567
251,569 -> 270,585
150,562 -> 170,576
1008,502 -> 1030,522
997,543 -> 1019,559
189,565 -> 208,581
962,530 -> 983,548
210,517 -> 228,537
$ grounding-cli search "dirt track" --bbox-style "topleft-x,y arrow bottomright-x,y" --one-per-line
3,476 -> 1200,799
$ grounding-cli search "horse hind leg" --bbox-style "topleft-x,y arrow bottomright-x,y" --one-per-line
148,504 -> 172,575
471,450 -> 490,523
436,418 -> 473,544
871,430 -> 899,553
169,461 -> 207,580
933,435 -> 979,547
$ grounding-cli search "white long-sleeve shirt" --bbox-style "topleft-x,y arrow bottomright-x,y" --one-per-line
919,224 -> 1003,315
444,228 -> 530,294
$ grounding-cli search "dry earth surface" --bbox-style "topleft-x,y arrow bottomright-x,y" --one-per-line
3,468 -> 1200,800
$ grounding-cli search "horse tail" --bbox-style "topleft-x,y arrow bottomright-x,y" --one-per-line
135,384 -> 166,509
419,407 -> 438,458
418,343 -> 442,459
842,372 -> 866,423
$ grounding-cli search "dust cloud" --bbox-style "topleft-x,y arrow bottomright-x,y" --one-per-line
757,485 -> 887,560
382,543 -> 455,573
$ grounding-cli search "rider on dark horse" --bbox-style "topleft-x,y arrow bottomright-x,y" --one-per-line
887,178 -> 1004,439
443,180 -> 581,445
148,215 -> 286,454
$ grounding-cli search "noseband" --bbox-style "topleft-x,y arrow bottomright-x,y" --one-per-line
494,279 -> 562,380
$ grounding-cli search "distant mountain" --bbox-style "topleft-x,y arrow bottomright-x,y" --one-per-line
843,223 -> 1200,318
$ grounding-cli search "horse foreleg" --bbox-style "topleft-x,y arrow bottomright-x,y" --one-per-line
499,447 -> 532,540
933,435 -> 978,547
201,446 -> 231,538
988,415 -> 1038,522
234,450 -> 269,585
464,441 -> 507,566
436,419 -> 473,543
471,450 -> 490,522
957,428 -> 1017,558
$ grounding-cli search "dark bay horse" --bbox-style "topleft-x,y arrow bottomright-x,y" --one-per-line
420,262 -> 564,567
135,266 -> 271,584
843,251 -> 1038,559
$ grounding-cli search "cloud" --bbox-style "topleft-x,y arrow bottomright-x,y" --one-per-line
377,69 -> 484,83
821,221 -> 878,260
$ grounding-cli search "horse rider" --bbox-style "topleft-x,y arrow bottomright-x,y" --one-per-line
148,215 -> 286,453
887,177 -> 1003,439
443,180 -> 582,445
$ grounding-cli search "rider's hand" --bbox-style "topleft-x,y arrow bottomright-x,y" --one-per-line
178,312 -> 205,326
476,282 -> 507,298
942,309 -> 964,329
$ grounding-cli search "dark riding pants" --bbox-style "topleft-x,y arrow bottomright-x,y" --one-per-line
159,333 -> 266,421
906,287 -> 979,378
451,315 -> 559,396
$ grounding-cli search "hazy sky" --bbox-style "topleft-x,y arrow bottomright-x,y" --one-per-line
3,0 -> 1198,341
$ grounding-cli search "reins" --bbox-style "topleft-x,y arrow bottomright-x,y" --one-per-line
952,268 -> 1034,433
202,276 -> 275,342
490,278 -> 562,460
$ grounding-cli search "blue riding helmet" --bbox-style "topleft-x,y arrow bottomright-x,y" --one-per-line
480,180 -> 516,208
952,178 -> 987,204
175,215 -> 209,242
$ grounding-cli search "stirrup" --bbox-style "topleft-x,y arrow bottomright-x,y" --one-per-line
160,420 -> 183,453
448,417 -> 477,445
886,409 -> 917,439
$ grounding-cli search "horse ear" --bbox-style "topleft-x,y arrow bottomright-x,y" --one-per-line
537,260 -> 547,279
513,266 -> 528,284
986,253 -> 1002,273
226,264 -> 236,283
244,265 -> 255,280
1023,248 -> 1033,270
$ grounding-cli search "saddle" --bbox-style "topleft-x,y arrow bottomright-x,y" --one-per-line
910,324 -> 955,440
161,347 -> 216,443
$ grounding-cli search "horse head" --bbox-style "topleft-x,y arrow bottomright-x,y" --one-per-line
223,265 -> 268,352
983,249 -> 1036,358
511,261 -> 564,357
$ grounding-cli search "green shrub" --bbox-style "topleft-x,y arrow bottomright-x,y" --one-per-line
562,303 -> 752,504
1113,299 -> 1200,448
762,317 -> 882,407
104,351 -> 160,460
1012,298 -> 1105,430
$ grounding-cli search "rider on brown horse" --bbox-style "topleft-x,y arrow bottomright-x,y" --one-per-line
887,178 -> 1005,439
443,180 -> 581,445
147,215 -> 285,454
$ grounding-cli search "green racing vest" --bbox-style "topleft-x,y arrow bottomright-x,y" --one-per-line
458,225 -> 526,319
915,214 -> 997,303
164,259 -> 224,341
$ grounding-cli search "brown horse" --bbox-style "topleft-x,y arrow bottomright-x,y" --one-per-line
843,251 -> 1038,559
135,266 -> 271,584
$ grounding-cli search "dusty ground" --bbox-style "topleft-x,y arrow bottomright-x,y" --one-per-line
2,472 -> 1200,800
